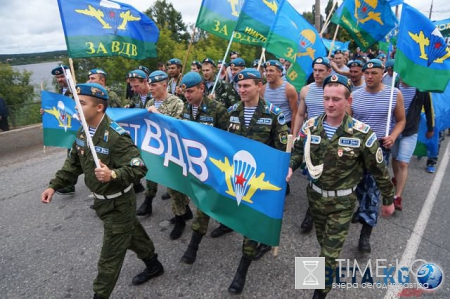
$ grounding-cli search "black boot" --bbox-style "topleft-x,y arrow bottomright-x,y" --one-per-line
136,196 -> 153,216
210,223 -> 233,238
170,215 -> 186,240
161,192 -> 171,200
228,256 -> 252,294
285,182 -> 290,195
180,230 -> 203,264
301,208 -> 314,233
351,210 -> 360,223
312,289 -> 327,299
253,244 -> 272,261
93,294 -> 104,299
170,204 -> 193,224
358,223 -> 373,253
133,182 -> 145,193
132,254 -> 164,285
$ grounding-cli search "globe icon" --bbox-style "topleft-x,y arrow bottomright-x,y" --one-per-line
416,263 -> 444,290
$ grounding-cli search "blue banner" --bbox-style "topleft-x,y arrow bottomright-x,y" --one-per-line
322,38 -> 350,51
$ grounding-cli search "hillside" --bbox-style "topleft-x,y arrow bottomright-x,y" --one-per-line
0,50 -> 68,65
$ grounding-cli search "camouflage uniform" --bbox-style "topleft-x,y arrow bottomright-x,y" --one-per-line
48,115 -> 156,298
181,96 -> 229,234
204,78 -> 240,108
228,98 -> 289,258
128,92 -> 152,108
290,113 -> 394,293
145,94 -> 189,216
106,88 -> 123,108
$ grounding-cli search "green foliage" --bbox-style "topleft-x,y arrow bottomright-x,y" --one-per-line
0,62 -> 34,106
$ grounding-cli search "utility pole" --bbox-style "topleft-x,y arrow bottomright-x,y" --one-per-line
315,0 -> 321,31
429,0 -> 434,19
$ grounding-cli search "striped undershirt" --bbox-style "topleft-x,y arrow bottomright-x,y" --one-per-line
88,126 -> 96,138
244,106 -> 257,128
192,106 -> 199,118
399,83 -> 416,116
305,83 -> 325,119
154,100 -> 163,109
323,120 -> 339,139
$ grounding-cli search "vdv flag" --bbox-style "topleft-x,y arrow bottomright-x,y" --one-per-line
234,0 -> 285,46
195,0 -> 260,45
331,0 -> 397,52
386,0 -> 403,6
395,4 -> 450,92
42,94 -> 290,246
265,1 -> 327,91
322,38 -> 350,51
57,0 -> 159,59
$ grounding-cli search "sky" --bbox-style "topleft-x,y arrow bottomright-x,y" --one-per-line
0,0 -> 449,55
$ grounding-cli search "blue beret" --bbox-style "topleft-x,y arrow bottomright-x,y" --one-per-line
334,49 -> 344,55
181,71 -> 203,89
148,70 -> 168,83
385,60 -> 395,69
323,74 -> 353,92
127,70 -> 147,79
202,57 -> 216,67
88,68 -> 107,77
76,83 -> 108,100
191,60 -> 202,68
312,57 -> 331,68
264,60 -> 283,71
234,68 -> 261,83
230,58 -> 246,67
137,65 -> 151,76
51,65 -> 69,75
167,58 -> 182,66
347,60 -> 364,68
377,53 -> 387,59
218,60 -> 223,65
252,59 -> 260,68
362,59 -> 385,71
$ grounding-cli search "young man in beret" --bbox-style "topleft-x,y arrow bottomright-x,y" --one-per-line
229,58 -> 246,92
190,60 -> 202,73
167,58 -> 183,96
288,74 -> 394,299
87,68 -> 123,108
41,83 -> 164,299
224,68 -> 289,294
126,70 -> 152,108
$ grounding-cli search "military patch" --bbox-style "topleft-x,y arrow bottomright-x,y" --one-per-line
343,147 -> 352,152
256,118 -> 272,125
310,135 -> 321,144
365,132 -> 377,148
353,119 -> 370,133
110,122 -> 127,135
80,133 -> 84,139
199,116 -> 214,122
279,132 -> 288,144
131,158 -> 145,167
230,116 -> 240,123
227,103 -> 239,113
236,125 -> 240,130
338,149 -> 343,157
95,146 -> 109,155
338,137 -> 361,148
75,138 -> 85,147
307,118 -> 315,128
277,113 -> 286,125
376,147 -> 383,163
103,130 -> 109,142
183,113 -> 191,120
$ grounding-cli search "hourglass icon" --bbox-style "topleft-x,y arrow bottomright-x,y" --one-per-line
303,260 -> 319,285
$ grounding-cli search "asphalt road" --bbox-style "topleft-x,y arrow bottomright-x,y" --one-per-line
1,137 -> 449,299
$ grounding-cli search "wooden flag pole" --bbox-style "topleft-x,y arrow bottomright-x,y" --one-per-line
320,1 -> 337,36
180,26 -> 198,83
328,25 -> 340,58
273,134 -> 294,257
41,81 -> 46,154
68,58 -> 77,85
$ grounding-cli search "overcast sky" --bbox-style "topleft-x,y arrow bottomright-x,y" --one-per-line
0,0 -> 448,54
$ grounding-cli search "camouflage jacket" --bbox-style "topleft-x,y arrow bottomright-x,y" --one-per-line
145,94 -> 184,118
128,92 -> 152,108
290,113 -> 394,205
48,115 -> 147,195
106,88 -> 123,108
204,78 -> 240,108
182,96 -> 228,130
227,98 -> 289,151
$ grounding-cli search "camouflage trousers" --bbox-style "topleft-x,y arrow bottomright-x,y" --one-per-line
145,180 -> 190,216
92,192 -> 155,298
191,209 -> 211,235
307,185 -> 356,293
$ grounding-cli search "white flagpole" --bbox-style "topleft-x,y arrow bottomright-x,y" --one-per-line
385,72 -> 397,137
212,31 -> 236,94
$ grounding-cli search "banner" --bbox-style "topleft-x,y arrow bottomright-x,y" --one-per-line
434,18 -> 450,46
42,91 -> 290,246
57,0 -> 159,59
322,38 -> 350,51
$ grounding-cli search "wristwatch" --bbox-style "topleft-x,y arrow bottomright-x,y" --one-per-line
111,170 -> 117,180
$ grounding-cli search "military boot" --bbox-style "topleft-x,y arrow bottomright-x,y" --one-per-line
358,223 -> 373,253
351,210 -> 360,223
210,223 -> 233,238
132,254 -> 164,285
93,294 -> 104,299
136,196 -> 153,216
161,192 -> 171,200
300,208 -> 314,233
170,215 -> 186,240
170,204 -> 193,224
180,230 -> 203,264
228,256 -> 252,294
312,289 -> 327,299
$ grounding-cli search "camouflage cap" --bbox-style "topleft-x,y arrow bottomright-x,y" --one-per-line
202,57 -> 216,67
191,60 -> 202,69
234,68 -> 261,83
181,71 -> 203,89
76,83 -> 109,101
312,57 -> 331,68
362,59 -> 385,71
88,68 -> 107,77
323,74 -> 353,92
137,65 -> 151,76
264,59 -> 283,71
127,70 -> 147,79
230,58 -> 246,68
51,65 -> 69,75
347,60 -> 364,68
148,70 -> 168,83
167,58 -> 182,66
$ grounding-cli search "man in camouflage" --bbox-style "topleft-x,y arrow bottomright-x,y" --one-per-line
135,70 -> 193,240
201,57 -> 240,108
87,68 -> 123,108
177,72 -> 229,265
166,58 -> 183,96
41,83 -> 164,299
224,68 -> 289,295
288,74 -> 395,299
126,70 -> 152,108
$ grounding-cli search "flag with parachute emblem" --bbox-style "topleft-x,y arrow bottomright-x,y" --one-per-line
395,3 -> 450,92
57,0 -> 159,59
331,0 -> 397,52
264,1 -> 327,91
